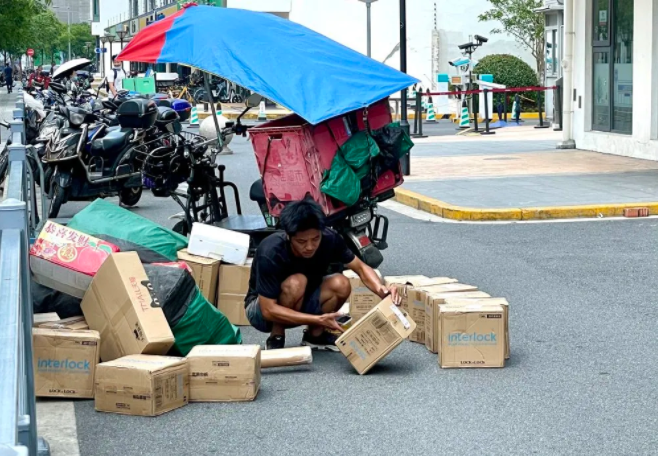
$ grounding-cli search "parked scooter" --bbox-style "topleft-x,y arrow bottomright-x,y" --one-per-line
43,98 -> 159,217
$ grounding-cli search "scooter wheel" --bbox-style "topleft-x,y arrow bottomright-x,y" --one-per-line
119,186 -> 142,207
48,181 -> 66,218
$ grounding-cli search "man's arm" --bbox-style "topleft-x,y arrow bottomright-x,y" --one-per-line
259,296 -> 343,332
108,81 -> 117,97
346,257 -> 401,305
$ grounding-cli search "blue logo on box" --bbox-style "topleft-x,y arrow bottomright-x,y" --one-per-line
448,332 -> 497,346
37,358 -> 90,372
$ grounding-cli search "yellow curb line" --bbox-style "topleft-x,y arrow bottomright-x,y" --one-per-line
394,188 -> 658,221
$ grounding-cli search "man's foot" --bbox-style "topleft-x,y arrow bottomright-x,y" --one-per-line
301,330 -> 339,352
266,334 -> 285,350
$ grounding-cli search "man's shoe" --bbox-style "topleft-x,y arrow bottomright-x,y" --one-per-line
301,330 -> 339,352
266,334 -> 285,350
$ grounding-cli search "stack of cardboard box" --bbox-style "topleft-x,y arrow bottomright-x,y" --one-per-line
216,260 -> 252,326
337,274 -> 511,371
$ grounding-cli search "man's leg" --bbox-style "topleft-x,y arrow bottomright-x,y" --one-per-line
270,273 -> 307,337
309,274 -> 351,337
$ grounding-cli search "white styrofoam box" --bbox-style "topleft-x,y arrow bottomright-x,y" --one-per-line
187,223 -> 250,265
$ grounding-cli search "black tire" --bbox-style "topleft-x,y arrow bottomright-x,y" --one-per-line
0,150 -> 8,190
119,186 -> 142,207
48,180 -> 66,218
172,220 -> 189,236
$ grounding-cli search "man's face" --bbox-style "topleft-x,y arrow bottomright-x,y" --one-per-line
113,60 -> 120,67
289,229 -> 322,259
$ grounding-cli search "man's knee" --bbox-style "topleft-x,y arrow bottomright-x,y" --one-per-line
280,274 -> 307,304
325,274 -> 351,301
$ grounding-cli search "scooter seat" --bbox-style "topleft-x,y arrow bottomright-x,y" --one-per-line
90,128 -> 131,156
249,179 -> 265,203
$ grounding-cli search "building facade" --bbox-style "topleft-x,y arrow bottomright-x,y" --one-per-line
51,0 -> 92,24
552,0 -> 657,160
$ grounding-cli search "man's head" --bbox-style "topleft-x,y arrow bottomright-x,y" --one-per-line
112,55 -> 121,67
280,199 -> 326,259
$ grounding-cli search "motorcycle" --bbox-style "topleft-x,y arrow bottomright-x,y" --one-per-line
43,97 -> 159,217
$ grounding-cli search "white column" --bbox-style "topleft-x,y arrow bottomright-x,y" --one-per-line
558,0 -> 576,148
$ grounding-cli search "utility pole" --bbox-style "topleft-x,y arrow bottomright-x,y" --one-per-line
358,0 -> 378,58
399,0 -> 410,176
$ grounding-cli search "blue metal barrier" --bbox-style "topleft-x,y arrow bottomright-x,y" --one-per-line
0,91 -> 50,456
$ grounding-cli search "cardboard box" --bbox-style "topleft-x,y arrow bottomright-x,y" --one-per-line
33,313 -> 60,327
39,316 -> 89,331
33,328 -> 100,398
218,260 -> 253,295
384,276 -> 458,343
81,252 -> 175,362
439,303 -> 505,368
442,297 -> 510,359
29,221 -> 120,298
187,345 -> 261,402
343,269 -> 383,321
217,293 -> 250,326
95,355 -> 189,416
336,297 -> 416,375
188,222 -> 250,265
424,291 -> 490,353
177,249 -> 220,303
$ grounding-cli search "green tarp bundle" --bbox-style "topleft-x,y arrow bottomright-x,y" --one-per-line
321,122 -> 413,206
67,199 -> 188,262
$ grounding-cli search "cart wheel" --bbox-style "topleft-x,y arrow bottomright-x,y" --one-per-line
172,220 -> 189,237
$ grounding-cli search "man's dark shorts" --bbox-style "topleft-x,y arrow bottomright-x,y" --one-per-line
245,286 -> 322,333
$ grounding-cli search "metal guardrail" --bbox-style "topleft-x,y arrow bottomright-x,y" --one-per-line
0,90 -> 50,456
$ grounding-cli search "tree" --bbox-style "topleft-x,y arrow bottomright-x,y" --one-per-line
29,10 -> 65,64
60,23 -> 95,61
0,0 -> 45,63
478,0 -> 545,77
474,54 -> 540,111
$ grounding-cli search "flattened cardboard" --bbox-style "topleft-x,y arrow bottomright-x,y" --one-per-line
95,355 -> 189,416
336,297 -> 416,375
439,303 -> 505,368
442,297 -> 510,359
177,248 -> 220,303
39,316 -> 89,331
424,291 -> 490,353
33,313 -> 60,327
218,260 -> 253,295
344,269 -> 383,321
217,293 -> 250,326
81,252 -> 175,362
187,345 -> 261,402
188,222 -> 250,265
33,328 -> 100,398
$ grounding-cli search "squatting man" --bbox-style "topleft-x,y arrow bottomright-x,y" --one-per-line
245,199 -> 401,351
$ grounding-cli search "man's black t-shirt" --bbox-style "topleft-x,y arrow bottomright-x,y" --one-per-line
245,229 -> 356,305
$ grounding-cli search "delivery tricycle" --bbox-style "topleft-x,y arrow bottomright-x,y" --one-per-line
117,4 -> 418,268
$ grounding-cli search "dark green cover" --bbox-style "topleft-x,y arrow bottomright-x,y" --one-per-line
171,288 -> 242,355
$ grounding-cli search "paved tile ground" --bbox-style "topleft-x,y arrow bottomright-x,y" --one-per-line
403,129 -> 658,208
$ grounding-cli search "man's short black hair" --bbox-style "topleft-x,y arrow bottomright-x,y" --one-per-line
280,199 -> 326,236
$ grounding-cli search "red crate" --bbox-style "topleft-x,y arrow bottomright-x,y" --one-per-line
249,98 -> 403,218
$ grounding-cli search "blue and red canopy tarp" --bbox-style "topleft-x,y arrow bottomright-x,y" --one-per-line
117,4 -> 418,125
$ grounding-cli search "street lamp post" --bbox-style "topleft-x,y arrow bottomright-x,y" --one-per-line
116,26 -> 128,72
99,36 -> 107,78
105,33 -> 115,73
358,0 -> 378,58
399,0 -> 410,175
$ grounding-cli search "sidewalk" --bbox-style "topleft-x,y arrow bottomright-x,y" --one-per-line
395,126 -> 658,220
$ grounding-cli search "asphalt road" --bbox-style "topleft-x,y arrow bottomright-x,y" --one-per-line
60,135 -> 658,455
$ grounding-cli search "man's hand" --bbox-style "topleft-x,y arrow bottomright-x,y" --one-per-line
316,312 -> 345,333
378,284 -> 401,306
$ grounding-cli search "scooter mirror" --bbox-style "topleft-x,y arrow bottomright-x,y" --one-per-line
245,93 -> 263,109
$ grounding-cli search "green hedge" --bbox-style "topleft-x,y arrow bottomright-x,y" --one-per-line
474,54 -> 541,112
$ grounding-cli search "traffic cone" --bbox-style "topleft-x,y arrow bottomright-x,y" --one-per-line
257,101 -> 267,122
459,101 -> 470,129
189,106 -> 199,128
425,102 -> 436,123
